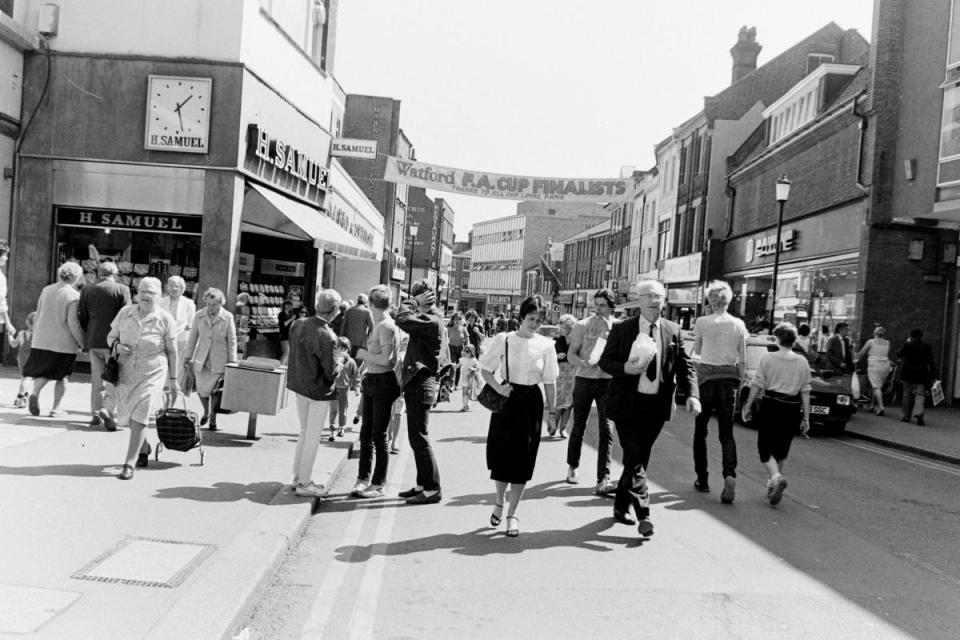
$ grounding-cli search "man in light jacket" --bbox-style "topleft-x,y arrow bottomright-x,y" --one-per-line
286,289 -> 343,498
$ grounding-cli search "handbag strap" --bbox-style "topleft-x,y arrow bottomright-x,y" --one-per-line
504,335 -> 509,383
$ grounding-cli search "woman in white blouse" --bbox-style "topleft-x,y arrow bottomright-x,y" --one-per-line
479,296 -> 559,537
158,276 -> 196,366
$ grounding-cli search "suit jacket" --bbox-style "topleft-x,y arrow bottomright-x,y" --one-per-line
78,278 -> 131,349
826,334 -> 853,372
897,339 -> 936,385
599,315 -> 698,425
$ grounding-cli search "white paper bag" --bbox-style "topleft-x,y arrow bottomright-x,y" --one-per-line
628,333 -> 658,370
587,337 -> 607,366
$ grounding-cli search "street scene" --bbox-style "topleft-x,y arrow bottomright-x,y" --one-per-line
1,0 -> 960,639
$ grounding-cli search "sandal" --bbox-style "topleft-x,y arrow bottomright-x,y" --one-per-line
490,502 -> 504,527
506,515 -> 519,537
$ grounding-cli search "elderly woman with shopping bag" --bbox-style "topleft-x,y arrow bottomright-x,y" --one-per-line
184,288 -> 238,430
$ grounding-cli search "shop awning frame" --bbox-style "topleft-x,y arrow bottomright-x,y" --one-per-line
241,183 -> 381,262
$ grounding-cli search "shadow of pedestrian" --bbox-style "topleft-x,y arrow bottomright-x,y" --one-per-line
153,480 -> 284,504
333,518 -> 645,561
196,431 -> 255,448
0,462 -> 174,476
436,435 -> 487,444
442,481 -> 606,509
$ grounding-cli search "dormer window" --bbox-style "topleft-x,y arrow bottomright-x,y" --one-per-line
763,63 -> 859,144
806,53 -> 835,74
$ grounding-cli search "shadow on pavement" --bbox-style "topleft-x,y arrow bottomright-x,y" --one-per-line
197,431 -> 255,448
436,435 -> 486,444
153,480 -> 284,504
0,461 -> 173,476
333,518 -> 645,561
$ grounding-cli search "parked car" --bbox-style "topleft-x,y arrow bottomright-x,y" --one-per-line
538,324 -> 561,339
683,332 -> 856,434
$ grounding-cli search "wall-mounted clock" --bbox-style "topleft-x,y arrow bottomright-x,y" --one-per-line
144,75 -> 212,154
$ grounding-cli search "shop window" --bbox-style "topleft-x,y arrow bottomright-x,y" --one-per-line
55,209 -> 202,298
939,84 -> 960,162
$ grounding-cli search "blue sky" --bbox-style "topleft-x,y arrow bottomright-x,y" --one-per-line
335,1 -> 875,239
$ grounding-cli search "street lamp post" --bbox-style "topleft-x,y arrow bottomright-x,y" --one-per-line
407,222 -> 419,298
575,281 -> 582,319
768,174 -> 791,334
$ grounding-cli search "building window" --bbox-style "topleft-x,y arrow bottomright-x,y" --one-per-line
678,141 -> 689,185
657,220 -> 671,261
548,208 -> 557,215
940,84 -> 960,160
806,53 -> 835,74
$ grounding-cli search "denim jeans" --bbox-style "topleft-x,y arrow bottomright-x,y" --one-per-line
693,379 -> 739,482
358,372 -> 400,485
566,377 -> 613,483
901,381 -> 927,419
404,373 -> 441,491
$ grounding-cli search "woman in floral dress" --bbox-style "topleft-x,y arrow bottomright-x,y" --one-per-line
549,314 -> 577,438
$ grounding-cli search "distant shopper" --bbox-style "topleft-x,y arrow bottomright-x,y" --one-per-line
109,277 -> 179,480
856,326 -> 892,416
795,323 -> 812,355
549,314 -> 578,439
742,322 -> 810,506
446,313 -> 466,388
0,241 -> 16,350
78,261 -> 132,430
566,289 -> 617,495
24,262 -> 85,417
826,322 -> 853,373
691,281 -> 748,504
395,279 -> 445,504
328,336 -> 359,441
351,285 -> 401,498
458,344 -> 481,411
330,300 -> 349,337
158,275 -> 196,371
184,288 -> 238,431
479,295 -> 558,537
817,324 -> 831,356
898,329 -> 936,426
234,292 -> 252,357
9,311 -> 36,408
286,289 -> 343,498
277,300 -> 295,365
465,310 -> 484,357
507,313 -> 520,332
341,293 -> 375,359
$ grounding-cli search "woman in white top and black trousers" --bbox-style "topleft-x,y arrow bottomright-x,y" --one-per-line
479,295 -> 559,537
742,322 -> 811,506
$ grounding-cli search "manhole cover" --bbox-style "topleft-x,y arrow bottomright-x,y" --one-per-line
72,536 -> 215,588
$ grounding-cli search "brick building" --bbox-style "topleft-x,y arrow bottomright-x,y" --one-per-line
559,220 -> 611,319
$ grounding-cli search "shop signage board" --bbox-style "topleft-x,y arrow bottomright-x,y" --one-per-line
246,124 -> 329,205
383,156 -> 636,203
261,259 -> 305,277
324,189 -> 381,254
238,252 -> 254,273
746,229 -> 797,262
330,138 -> 377,160
57,208 -> 202,235
662,253 -> 702,284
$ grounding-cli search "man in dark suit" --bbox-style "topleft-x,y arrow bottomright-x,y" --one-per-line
825,322 -> 853,373
599,279 -> 699,537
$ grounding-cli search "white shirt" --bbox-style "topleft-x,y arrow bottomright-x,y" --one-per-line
158,295 -> 196,343
637,316 -> 662,395
693,312 -> 747,366
479,331 -> 559,386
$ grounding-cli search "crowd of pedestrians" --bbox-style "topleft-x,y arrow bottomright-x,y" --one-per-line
0,246 -> 950,539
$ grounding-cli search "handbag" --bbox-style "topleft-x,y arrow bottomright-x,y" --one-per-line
155,395 -> 202,452
478,337 -> 510,413
101,342 -> 121,385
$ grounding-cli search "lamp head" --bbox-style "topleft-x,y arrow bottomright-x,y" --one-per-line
409,223 -> 419,236
775,174 -> 791,203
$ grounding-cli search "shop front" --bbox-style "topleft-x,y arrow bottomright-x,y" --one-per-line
722,202 -> 864,339
662,253 -> 703,330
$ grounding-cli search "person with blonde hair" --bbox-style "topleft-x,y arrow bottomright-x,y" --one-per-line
691,280 -> 748,503
158,275 -> 196,368
24,262 -> 85,417
548,313 -> 578,438
109,277 -> 179,480
856,325 -> 892,416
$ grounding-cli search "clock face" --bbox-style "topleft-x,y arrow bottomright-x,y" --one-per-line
144,75 -> 212,154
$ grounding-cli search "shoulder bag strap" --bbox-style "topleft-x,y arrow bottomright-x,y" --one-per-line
504,335 -> 509,383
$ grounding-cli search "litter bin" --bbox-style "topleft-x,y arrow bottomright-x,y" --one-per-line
221,358 -> 287,439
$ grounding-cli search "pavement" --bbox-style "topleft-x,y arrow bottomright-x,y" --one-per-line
0,365 -> 358,640
0,360 -> 958,640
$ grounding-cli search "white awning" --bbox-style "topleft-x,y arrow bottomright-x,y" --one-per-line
241,183 -> 380,261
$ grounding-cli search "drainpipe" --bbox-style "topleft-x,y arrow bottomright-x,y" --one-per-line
851,91 -> 869,191
723,179 -> 736,238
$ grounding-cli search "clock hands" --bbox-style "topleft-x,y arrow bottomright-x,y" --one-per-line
174,95 -> 193,111
173,95 -> 194,133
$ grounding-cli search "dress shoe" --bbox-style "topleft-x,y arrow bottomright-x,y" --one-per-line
637,519 -> 655,537
118,464 -> 134,480
89,416 -> 102,428
694,479 -> 710,493
200,414 -> 209,426
398,486 -> 423,499
916,416 -> 925,426
28,394 -> 40,416
136,444 -> 152,469
97,409 -> 117,431
720,476 -> 736,504
405,490 -> 442,505
613,509 -> 636,525
565,466 -> 578,484
769,475 -> 788,506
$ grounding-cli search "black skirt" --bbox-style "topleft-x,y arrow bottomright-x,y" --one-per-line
486,384 -> 544,483
756,390 -> 802,463
23,348 -> 76,381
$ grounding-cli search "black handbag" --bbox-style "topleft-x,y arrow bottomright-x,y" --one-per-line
101,342 -> 121,385
478,336 -> 510,413
156,396 -> 202,452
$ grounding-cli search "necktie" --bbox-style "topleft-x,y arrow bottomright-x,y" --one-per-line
646,323 -> 657,381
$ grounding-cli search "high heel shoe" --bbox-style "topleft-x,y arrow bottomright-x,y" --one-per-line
505,515 -> 520,537
490,503 -> 504,527
136,443 -> 152,468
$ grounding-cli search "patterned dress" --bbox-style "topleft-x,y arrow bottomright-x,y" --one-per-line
108,305 -> 177,426
554,335 -> 576,410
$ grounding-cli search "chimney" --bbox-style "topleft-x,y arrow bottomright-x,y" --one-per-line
730,26 -> 762,84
